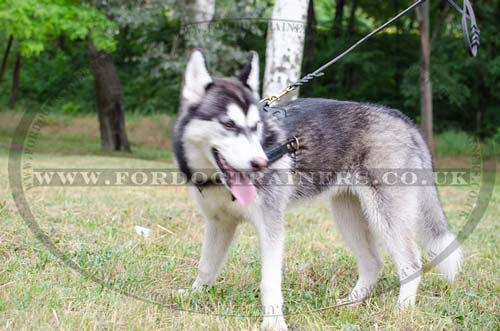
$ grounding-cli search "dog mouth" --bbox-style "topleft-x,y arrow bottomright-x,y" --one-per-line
212,148 -> 256,207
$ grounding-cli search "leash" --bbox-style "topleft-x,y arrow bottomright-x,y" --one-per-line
262,0 -> 479,164
260,0 -> 480,107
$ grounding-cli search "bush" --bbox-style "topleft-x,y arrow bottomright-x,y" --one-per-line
435,130 -> 473,156
484,127 -> 500,157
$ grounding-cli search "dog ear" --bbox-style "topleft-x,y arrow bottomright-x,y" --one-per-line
238,51 -> 260,100
182,49 -> 213,105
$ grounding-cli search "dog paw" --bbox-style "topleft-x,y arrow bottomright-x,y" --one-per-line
191,278 -> 206,292
397,295 -> 416,308
176,280 -> 205,296
336,285 -> 372,307
176,288 -> 190,295
261,316 -> 288,331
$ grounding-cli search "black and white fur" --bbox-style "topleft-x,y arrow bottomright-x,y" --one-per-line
173,50 -> 462,331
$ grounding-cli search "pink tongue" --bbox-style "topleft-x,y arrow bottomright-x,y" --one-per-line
228,172 -> 256,207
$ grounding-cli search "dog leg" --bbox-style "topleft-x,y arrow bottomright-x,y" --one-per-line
331,193 -> 383,304
192,217 -> 237,290
358,187 -> 422,307
253,215 -> 287,331
388,237 -> 422,307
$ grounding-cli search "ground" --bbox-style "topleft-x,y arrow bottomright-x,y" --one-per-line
0,112 -> 498,330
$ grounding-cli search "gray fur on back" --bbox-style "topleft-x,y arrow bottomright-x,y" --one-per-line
265,98 -> 433,198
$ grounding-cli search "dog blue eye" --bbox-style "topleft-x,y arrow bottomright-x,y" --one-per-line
222,120 -> 236,129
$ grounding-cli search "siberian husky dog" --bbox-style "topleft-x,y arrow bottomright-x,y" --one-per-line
173,49 -> 462,331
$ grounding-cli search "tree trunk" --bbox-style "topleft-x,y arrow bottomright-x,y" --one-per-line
88,39 -> 131,152
333,0 -> 345,37
304,0 -> 317,66
57,35 -> 66,51
430,4 -> 452,49
0,35 -> 14,82
184,0 -> 215,23
347,0 -> 358,34
475,82 -> 486,135
263,0 -> 309,100
8,52 -> 21,109
182,0 -> 216,47
393,0 -> 402,33
416,2 -> 433,151
393,0 -> 401,96
343,0 -> 358,90
475,108 -> 482,133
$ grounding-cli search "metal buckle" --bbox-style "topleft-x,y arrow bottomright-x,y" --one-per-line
286,136 -> 300,159
287,136 -> 300,152
293,136 -> 300,151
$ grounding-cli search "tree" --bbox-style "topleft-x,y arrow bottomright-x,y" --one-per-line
104,0 -> 266,115
8,51 -> 20,109
85,0 -> 215,151
0,34 -> 13,82
84,1 -> 137,152
416,2 -> 433,149
0,0 -> 132,150
0,0 -> 114,109
304,0 -> 317,63
263,0 -> 309,100
347,0 -> 358,34
89,40 -> 131,152
333,0 -> 345,37
184,0 -> 216,23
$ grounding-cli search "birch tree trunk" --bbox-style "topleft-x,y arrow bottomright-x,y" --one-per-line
182,0 -> 216,47
184,0 -> 215,23
416,2 -> 433,151
263,0 -> 309,100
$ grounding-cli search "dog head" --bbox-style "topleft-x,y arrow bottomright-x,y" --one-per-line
174,50 -> 268,206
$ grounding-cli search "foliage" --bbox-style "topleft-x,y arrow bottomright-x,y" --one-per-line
0,0 -> 499,137
72,0 -> 268,113
0,0 -> 117,56
302,0 -> 500,138
0,41 -> 96,111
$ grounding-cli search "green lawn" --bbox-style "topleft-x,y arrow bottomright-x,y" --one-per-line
0,112 -> 498,330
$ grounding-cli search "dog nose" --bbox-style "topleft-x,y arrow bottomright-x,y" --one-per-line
250,157 -> 268,171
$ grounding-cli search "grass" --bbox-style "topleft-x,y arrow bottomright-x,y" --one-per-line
0,111 -> 173,161
0,110 -> 499,330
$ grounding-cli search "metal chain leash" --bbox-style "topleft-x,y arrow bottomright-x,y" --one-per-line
261,0 -> 480,106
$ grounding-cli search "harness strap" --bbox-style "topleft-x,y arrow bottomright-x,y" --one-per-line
266,136 -> 300,165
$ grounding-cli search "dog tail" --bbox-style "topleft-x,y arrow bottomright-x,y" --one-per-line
421,190 -> 463,282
